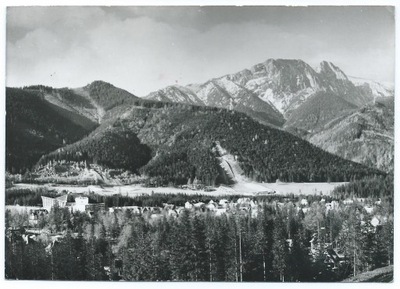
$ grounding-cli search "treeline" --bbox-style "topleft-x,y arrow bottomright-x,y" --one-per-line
7,185 -> 345,209
6,188 -> 60,207
5,197 -> 394,281
5,185 -> 363,209
6,186 -> 251,208
6,188 -> 239,208
332,175 -> 393,200
22,85 -> 54,93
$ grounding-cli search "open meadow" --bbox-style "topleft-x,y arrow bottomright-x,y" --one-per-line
11,181 -> 347,197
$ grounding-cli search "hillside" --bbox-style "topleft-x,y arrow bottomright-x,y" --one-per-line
6,87 -> 96,173
6,82 -> 150,174
41,86 -> 101,126
80,80 -> 142,111
36,101 -> 384,186
41,80 -> 142,124
147,79 -> 285,127
308,98 -> 394,172
284,91 -> 358,132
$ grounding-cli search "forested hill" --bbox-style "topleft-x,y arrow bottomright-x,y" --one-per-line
36,100 -> 384,186
6,82 -> 152,174
80,80 -> 143,111
284,91 -> 358,133
6,88 -> 96,173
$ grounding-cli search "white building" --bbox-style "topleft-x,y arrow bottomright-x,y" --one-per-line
300,199 -> 308,206
41,195 -> 68,212
74,196 -> 89,212
219,199 -> 229,208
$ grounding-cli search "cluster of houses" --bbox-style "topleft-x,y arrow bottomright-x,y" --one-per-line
29,193 -> 387,231
27,195 -> 259,224
109,197 -> 260,220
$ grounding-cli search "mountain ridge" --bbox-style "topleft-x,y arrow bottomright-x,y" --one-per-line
146,59 -> 393,118
35,100 -> 384,186
6,58 -> 394,177
144,58 -> 393,172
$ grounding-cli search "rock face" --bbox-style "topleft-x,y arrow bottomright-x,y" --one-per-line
146,58 -> 394,172
316,61 -> 374,107
147,59 -> 392,119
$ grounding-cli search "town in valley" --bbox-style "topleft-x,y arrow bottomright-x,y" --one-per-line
4,5 -> 395,283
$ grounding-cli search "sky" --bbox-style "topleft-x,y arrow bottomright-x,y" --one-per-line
6,6 -> 395,96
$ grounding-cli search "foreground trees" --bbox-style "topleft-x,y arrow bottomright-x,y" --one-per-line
5,190 -> 394,282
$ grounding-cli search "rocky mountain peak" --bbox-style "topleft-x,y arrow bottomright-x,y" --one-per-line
318,61 -> 348,81
146,58 -> 390,121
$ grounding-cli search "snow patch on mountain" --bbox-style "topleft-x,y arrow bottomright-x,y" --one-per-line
197,82 -> 218,104
147,85 -> 203,105
245,76 -> 269,90
305,70 -> 320,89
216,77 -> 242,98
146,58 -> 389,128
348,76 -> 394,99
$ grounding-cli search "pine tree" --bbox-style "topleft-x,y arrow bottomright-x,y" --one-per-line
150,217 -> 172,281
213,214 -> 235,281
121,217 -> 153,280
272,213 -> 288,282
85,237 -> 105,280
169,209 -> 196,280
337,206 -> 363,278
192,214 -> 209,281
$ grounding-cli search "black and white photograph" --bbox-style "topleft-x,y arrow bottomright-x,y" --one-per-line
2,1 -> 396,285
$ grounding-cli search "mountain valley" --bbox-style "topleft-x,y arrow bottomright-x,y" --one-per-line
6,58 -> 393,188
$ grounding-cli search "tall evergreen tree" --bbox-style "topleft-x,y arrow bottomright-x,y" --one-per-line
272,213 -> 288,282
